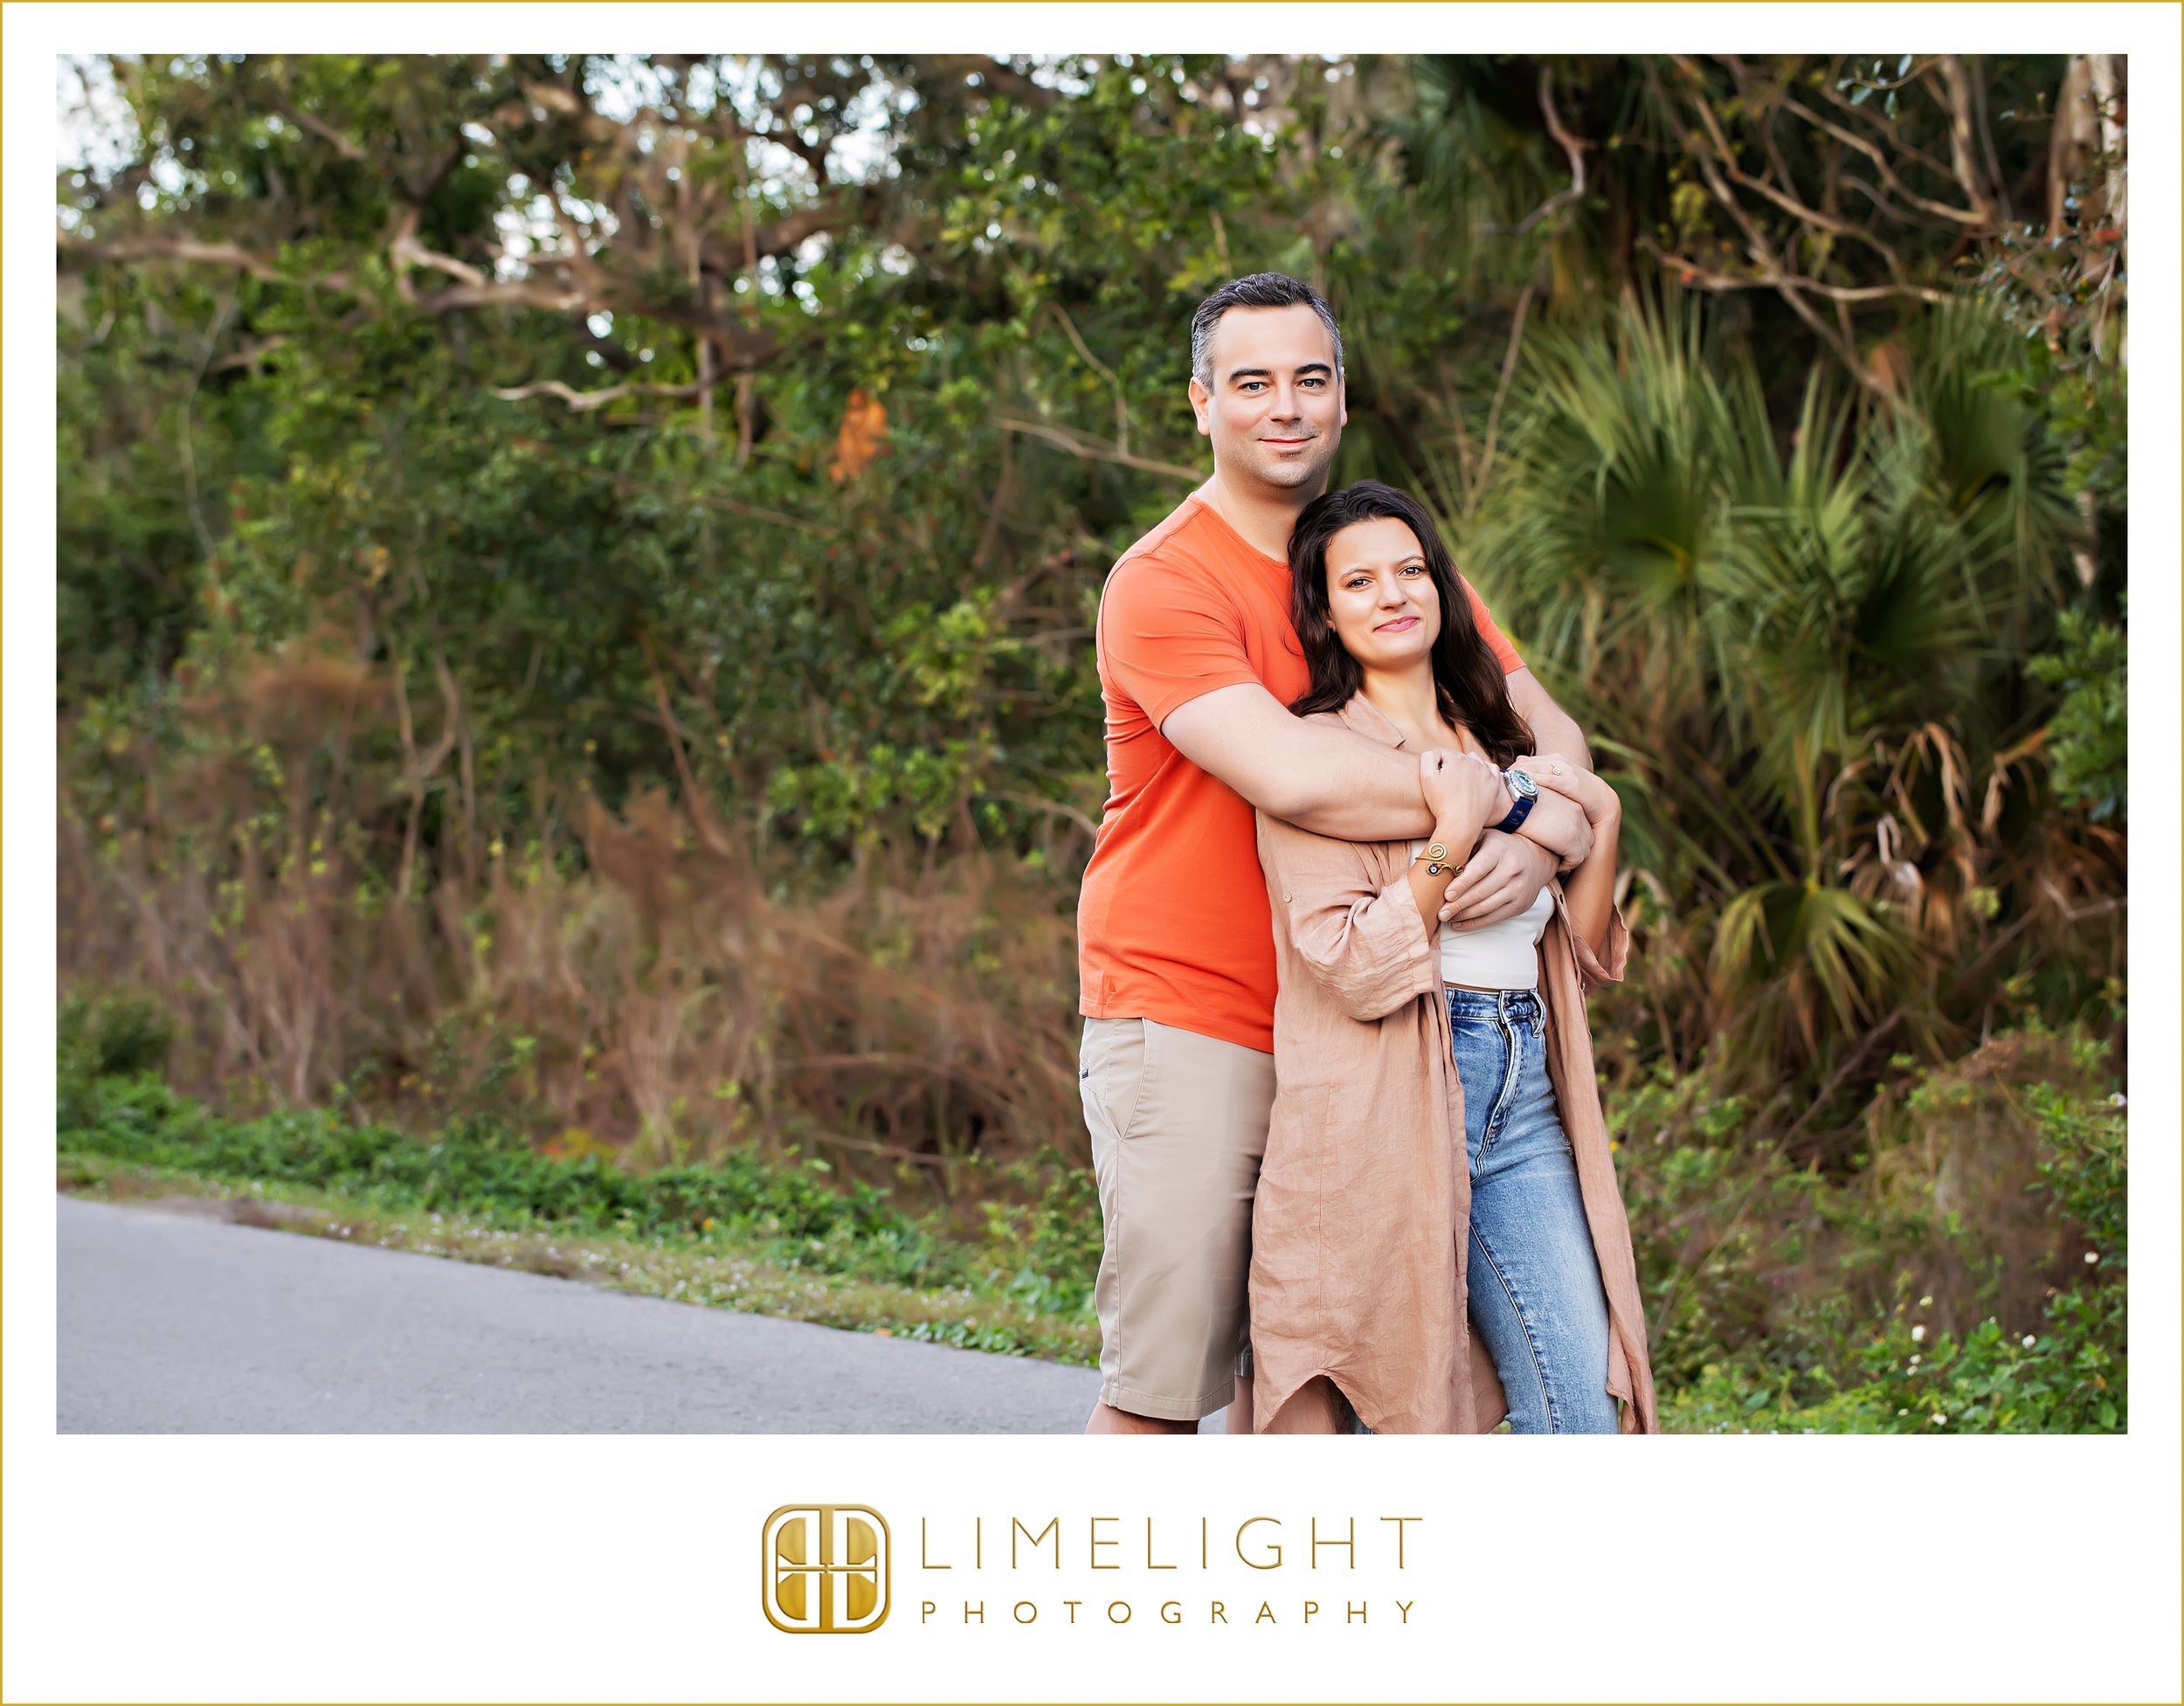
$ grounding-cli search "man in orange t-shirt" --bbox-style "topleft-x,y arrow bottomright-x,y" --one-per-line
1077,273 -> 1597,1434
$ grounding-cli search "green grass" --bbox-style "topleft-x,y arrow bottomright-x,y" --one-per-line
58,1068 -> 1101,1367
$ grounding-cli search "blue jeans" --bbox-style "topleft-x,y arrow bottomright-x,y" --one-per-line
1448,987 -> 1619,1434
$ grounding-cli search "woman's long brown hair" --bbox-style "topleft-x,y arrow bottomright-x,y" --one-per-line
1288,480 -> 1534,766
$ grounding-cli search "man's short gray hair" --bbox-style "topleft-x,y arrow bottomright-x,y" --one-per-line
1189,272 -> 1344,389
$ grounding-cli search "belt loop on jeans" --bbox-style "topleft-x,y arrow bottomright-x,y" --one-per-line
1493,987 -> 1540,1027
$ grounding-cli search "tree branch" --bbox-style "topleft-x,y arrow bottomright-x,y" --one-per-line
208,335 -> 290,375
695,191 -> 876,280
414,276 -> 591,314
61,226 -> 789,375
58,233 -> 290,283
1782,96 -> 1987,227
1670,54 -> 1901,273
1967,56 -> 2012,224
1479,68 -> 1588,236
1935,55 -> 2003,229
1816,68 -> 1959,183
492,376 -> 726,412
1046,300 -> 1132,454
994,414 -> 1201,483
278,105 -> 370,162
1641,236 -> 1950,304
977,788 -> 1098,839
1478,280 -> 1535,494
544,178 -> 613,287
387,202 -> 489,299
1648,61 -> 1876,385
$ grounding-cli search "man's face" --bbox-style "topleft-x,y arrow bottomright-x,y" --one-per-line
1188,303 -> 1346,495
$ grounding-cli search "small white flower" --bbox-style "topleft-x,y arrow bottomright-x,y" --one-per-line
1897,1407 -> 1910,1417
2084,1251 -> 2101,1264
1931,1412 -> 1949,1426
2110,1092 -> 2125,1108
1911,1324 -> 1926,1342
2022,1335 -> 2038,1349
1918,1294 -> 1933,1308
1908,1355 -> 1921,1366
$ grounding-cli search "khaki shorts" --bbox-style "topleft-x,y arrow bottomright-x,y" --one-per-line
1078,1016 -> 1275,1421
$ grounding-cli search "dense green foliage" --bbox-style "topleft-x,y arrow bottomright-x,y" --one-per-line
59,55 -> 2127,1428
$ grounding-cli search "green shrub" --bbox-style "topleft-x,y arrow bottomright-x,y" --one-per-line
59,1066 -> 978,1292
978,1150 -> 1105,1319
2027,599 -> 2128,825
1644,1030 -> 2125,1433
59,989 -> 174,1132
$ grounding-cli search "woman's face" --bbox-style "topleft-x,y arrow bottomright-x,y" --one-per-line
1323,516 -> 1441,671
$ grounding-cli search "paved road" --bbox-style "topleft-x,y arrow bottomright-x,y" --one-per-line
57,1194 -> 1116,1433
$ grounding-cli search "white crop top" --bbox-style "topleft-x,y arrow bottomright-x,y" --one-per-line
1412,844 -> 1552,990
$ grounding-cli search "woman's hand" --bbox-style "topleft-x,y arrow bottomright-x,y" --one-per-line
1419,747 -> 1504,832
1406,749 -> 1505,940
1529,752 -> 1619,825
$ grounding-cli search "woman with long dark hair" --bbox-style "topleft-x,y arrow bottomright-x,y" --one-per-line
1248,480 -> 1657,1434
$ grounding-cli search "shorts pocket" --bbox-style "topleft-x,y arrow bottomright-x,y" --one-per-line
1081,1018 -> 1151,1145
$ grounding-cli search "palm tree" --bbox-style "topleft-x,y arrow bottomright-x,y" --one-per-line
1466,293 -> 2089,1111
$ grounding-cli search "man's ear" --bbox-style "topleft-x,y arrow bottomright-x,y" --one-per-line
1337,374 -> 1349,430
1188,375 -> 1212,436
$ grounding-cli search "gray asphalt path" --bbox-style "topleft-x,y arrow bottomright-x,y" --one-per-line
57,1194 -> 1114,1433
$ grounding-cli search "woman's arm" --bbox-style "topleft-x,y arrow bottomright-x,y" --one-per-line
1531,755 -> 1620,957
1259,808 -> 1445,1024
1405,749 -> 1507,934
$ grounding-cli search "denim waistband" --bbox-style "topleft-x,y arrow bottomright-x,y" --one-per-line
1444,986 -> 1543,1024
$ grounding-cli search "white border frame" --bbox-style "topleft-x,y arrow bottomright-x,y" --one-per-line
10,11 -> 2179,1703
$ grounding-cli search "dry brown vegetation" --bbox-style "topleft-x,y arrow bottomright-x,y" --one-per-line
61,649 -> 1087,1199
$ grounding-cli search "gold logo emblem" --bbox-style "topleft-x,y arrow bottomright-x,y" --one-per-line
761,1505 -> 890,1634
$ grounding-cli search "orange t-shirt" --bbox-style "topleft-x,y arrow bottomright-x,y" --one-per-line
1077,494 -> 1524,1053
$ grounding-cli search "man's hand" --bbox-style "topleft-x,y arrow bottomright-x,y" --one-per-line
1511,786 -> 1594,869
1440,831 -> 1558,930
1530,751 -> 1614,822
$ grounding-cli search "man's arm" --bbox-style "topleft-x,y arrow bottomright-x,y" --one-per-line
1163,683 -> 1433,841
1507,667 -> 1592,771
1161,682 -> 1590,867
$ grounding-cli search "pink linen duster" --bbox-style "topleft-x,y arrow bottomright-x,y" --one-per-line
1248,694 -> 1659,1435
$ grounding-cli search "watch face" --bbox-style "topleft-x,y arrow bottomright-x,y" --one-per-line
1507,768 -> 1539,800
